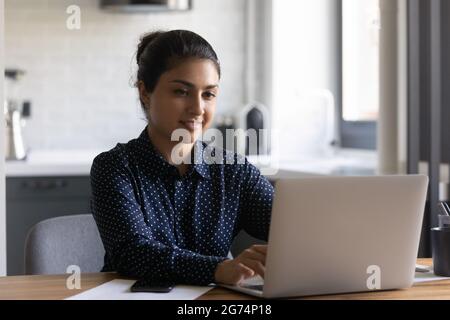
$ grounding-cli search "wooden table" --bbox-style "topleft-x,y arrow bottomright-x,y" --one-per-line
0,259 -> 449,300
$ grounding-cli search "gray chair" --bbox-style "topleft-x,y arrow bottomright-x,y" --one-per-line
24,214 -> 105,275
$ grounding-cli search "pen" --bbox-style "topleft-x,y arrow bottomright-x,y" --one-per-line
438,202 -> 450,216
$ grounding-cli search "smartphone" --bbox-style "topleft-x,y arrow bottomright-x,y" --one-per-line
130,278 -> 174,293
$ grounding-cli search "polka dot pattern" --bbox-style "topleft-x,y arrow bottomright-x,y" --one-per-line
90,126 -> 274,285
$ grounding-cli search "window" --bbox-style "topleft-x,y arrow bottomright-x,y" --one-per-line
340,0 -> 380,149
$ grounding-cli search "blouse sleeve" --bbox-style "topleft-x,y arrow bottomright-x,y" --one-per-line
236,158 -> 274,241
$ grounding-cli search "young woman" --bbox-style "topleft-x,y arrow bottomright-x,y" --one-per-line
90,30 -> 274,286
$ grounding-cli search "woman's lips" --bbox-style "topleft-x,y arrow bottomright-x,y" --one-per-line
180,120 -> 202,131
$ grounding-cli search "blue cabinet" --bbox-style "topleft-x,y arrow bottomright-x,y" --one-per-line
6,176 -> 91,275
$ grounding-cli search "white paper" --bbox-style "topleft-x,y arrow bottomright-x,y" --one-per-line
66,279 -> 214,300
414,272 -> 450,283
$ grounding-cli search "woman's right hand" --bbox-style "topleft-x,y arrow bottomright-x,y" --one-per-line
214,245 -> 267,285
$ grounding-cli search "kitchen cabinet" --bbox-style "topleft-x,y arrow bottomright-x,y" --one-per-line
6,176 -> 91,275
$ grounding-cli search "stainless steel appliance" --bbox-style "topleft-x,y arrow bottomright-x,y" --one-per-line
100,0 -> 192,12
235,102 -> 270,156
4,69 -> 29,161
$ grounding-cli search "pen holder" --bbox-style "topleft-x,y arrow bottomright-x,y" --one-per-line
431,227 -> 450,276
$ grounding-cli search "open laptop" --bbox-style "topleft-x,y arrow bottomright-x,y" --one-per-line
220,175 -> 429,298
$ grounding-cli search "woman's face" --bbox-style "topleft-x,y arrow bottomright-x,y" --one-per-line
140,57 -> 220,144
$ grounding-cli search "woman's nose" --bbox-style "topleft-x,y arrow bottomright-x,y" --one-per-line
189,94 -> 205,116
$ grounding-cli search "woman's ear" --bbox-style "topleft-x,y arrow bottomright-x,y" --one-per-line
138,81 -> 151,108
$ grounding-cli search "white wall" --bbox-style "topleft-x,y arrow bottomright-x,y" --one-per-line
271,0 -> 340,161
5,0 -> 248,151
0,0 -> 6,276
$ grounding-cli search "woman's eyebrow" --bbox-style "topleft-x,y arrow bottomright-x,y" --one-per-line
170,79 -> 219,89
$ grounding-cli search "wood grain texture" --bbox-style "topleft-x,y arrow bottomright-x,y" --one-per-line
0,259 -> 446,300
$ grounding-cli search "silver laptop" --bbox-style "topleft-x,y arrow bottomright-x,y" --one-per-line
221,175 -> 429,298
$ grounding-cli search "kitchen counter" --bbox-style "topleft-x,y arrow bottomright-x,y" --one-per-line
248,148 -> 377,177
5,149 -> 377,178
5,149 -> 102,177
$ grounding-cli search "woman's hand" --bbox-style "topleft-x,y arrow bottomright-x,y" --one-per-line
214,245 -> 267,285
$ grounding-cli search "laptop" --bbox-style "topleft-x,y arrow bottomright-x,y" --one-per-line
220,175 -> 429,298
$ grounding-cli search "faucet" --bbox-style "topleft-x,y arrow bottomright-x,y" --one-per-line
4,101 -> 27,160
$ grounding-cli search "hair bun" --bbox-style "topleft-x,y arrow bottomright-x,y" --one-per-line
136,31 -> 164,65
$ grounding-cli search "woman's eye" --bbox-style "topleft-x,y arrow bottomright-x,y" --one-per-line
174,89 -> 188,96
203,92 -> 216,99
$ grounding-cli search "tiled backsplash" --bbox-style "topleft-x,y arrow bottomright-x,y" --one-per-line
5,0 -> 248,151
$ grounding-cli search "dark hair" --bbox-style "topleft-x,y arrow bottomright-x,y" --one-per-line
135,29 -> 221,112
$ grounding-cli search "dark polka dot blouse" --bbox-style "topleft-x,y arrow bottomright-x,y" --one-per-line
90,126 -> 274,286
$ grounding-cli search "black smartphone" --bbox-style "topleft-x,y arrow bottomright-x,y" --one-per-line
130,278 -> 174,293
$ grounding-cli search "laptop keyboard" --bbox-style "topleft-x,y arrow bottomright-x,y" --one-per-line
239,275 -> 264,292
240,284 -> 264,291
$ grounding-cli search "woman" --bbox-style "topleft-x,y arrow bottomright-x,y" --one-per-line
90,30 -> 274,286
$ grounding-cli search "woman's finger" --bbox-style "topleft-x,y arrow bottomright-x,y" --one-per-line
235,263 -> 255,284
251,245 -> 268,255
237,262 -> 255,277
240,258 -> 266,279
242,248 -> 266,264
